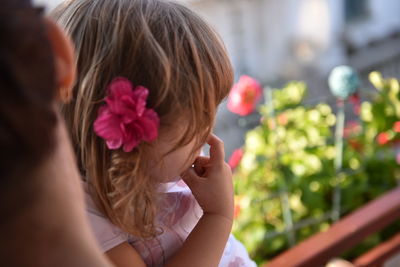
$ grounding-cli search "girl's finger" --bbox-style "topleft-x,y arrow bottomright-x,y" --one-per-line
206,134 -> 225,163
193,156 -> 210,176
193,156 -> 210,166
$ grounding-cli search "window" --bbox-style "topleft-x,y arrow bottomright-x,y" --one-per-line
345,0 -> 368,22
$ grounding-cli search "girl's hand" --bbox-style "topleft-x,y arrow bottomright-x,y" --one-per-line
182,134 -> 234,222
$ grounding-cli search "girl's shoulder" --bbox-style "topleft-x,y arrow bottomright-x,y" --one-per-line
82,179 -> 199,254
82,182 -> 129,252
82,181 -> 257,266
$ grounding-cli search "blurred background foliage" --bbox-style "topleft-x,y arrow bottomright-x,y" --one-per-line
232,72 -> 400,264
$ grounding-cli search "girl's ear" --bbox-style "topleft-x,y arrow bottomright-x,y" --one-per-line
44,18 -> 76,103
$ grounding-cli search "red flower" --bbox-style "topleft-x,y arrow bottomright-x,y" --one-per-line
349,93 -> 361,115
228,148 -> 243,170
377,132 -> 390,146
393,121 -> 400,133
353,104 -> 361,115
349,93 -> 360,104
277,113 -> 288,126
94,77 -> 159,152
348,139 -> 363,152
234,203 -> 241,219
343,121 -> 361,138
227,75 -> 262,116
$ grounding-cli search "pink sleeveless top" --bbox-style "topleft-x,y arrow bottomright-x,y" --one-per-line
84,180 -> 256,267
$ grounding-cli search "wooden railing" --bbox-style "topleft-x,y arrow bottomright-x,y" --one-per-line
264,186 -> 400,267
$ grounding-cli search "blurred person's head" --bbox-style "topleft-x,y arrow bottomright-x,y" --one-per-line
0,0 -> 57,191
0,0 -> 109,265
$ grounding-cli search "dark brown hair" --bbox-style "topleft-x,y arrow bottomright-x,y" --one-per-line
0,0 -> 56,191
53,0 -> 233,238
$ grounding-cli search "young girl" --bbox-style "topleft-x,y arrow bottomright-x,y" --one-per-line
53,0 -> 255,266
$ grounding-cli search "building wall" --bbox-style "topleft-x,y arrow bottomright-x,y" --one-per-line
188,0 -> 400,82
35,0 -> 400,84
347,0 -> 400,46
34,0 -> 400,156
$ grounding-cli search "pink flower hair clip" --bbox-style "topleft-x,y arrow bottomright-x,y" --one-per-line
94,77 -> 159,152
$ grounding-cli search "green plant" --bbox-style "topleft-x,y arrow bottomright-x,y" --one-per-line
232,74 -> 400,265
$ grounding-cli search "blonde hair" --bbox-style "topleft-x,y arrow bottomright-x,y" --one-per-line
52,0 -> 233,238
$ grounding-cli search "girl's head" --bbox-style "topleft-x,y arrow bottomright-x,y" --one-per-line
52,0 -> 233,237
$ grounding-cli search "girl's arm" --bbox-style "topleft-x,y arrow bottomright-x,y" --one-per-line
165,134 -> 234,267
105,134 -> 233,267
165,214 -> 232,266
105,242 -> 146,267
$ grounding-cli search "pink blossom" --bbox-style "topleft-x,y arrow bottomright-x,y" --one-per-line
234,203 -> 241,219
227,75 -> 262,116
228,148 -> 243,170
377,132 -> 390,146
343,120 -> 361,138
277,113 -> 288,126
94,77 -> 159,152
349,93 -> 361,115
393,121 -> 400,133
